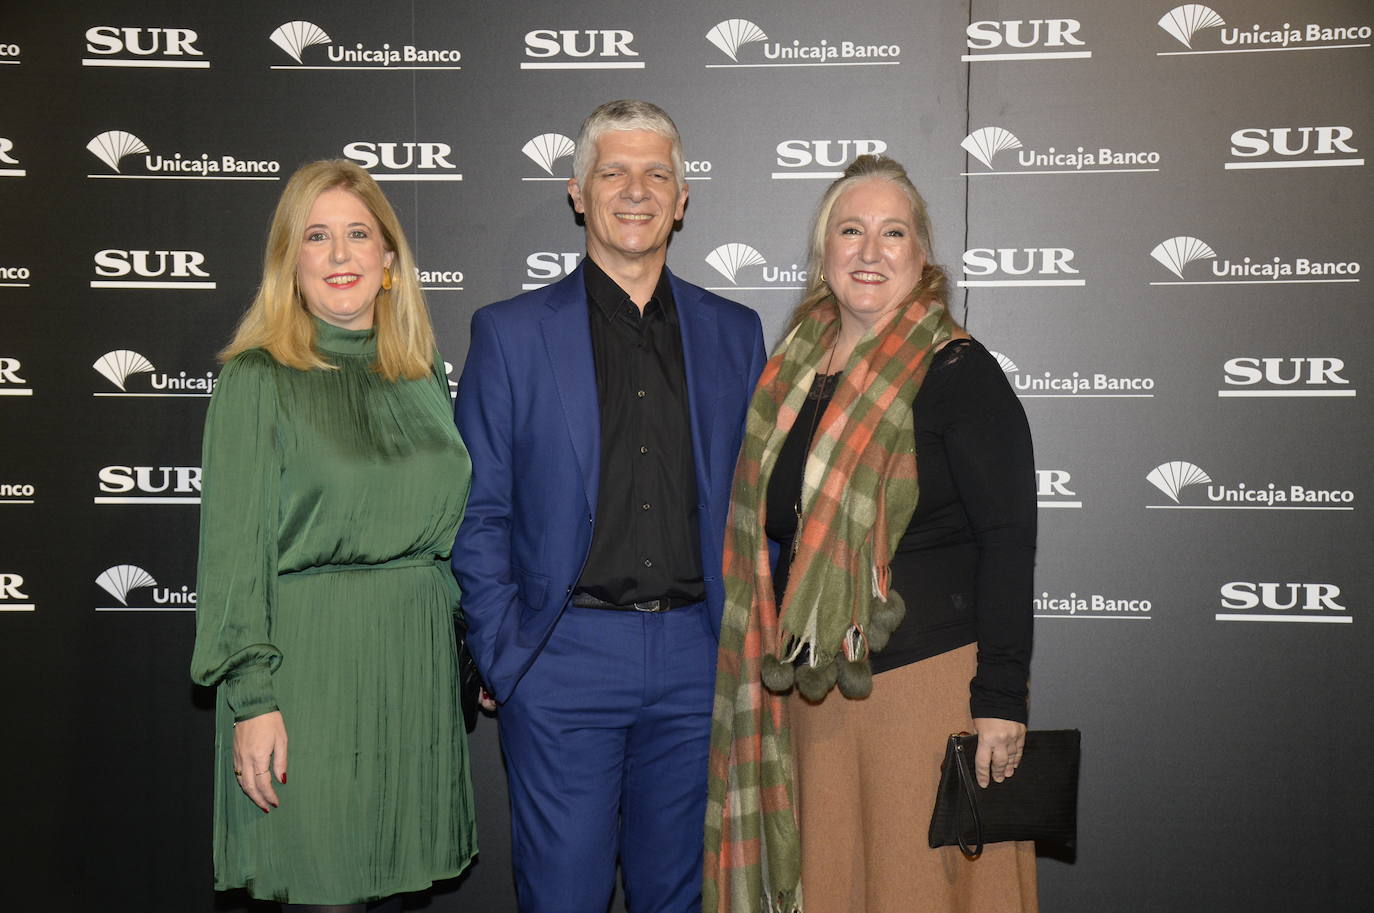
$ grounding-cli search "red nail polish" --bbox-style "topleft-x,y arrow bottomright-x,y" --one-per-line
281,773 -> 287,784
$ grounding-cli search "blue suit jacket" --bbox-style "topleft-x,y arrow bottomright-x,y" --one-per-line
452,264 -> 767,702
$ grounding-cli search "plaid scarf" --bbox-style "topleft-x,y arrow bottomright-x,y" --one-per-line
704,295 -> 952,913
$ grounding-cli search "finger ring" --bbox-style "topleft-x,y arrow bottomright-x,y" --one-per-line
233,769 -> 242,776
254,769 -> 270,776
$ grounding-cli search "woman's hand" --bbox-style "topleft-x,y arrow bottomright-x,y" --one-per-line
478,687 -> 497,713
971,717 -> 1025,788
232,710 -> 288,812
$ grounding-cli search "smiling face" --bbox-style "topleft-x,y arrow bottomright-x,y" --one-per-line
822,178 -> 927,333
568,129 -> 687,275
295,187 -> 394,330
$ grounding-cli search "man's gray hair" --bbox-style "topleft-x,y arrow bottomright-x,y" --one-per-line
571,99 -> 685,188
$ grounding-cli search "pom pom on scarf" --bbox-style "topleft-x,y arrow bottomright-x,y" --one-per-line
795,659 -> 838,702
761,653 -> 796,693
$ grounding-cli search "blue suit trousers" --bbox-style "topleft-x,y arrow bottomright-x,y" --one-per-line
498,603 -> 717,913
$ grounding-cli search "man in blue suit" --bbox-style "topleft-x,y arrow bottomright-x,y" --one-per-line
453,100 -> 766,912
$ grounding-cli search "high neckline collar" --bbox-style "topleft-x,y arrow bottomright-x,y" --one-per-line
312,315 -> 377,356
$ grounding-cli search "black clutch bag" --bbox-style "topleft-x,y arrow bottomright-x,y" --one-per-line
928,729 -> 1081,857
453,615 -> 486,733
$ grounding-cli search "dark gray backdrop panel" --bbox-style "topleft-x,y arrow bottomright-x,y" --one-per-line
2,1 -> 1370,910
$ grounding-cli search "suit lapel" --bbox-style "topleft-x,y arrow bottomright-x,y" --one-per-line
671,270 -> 723,497
540,267 -> 600,510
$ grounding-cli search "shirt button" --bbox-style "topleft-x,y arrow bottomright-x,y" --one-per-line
643,559 -> 653,568
637,390 -> 646,398
639,445 -> 649,454
641,503 -> 651,511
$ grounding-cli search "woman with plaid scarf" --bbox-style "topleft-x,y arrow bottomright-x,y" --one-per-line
705,155 -> 1038,913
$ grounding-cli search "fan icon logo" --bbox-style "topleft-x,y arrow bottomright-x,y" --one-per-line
1157,5 -> 1226,48
522,134 -> 576,182
703,18 -> 900,67
268,20 -> 462,70
1146,461 -> 1212,504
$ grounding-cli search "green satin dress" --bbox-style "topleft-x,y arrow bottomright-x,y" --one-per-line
191,318 -> 476,903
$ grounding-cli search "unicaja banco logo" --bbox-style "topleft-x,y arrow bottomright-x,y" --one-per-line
1158,5 -> 1371,55
270,20 -> 462,69
962,126 -> 1161,175
704,18 -> 900,67
522,133 -> 576,180
1158,5 -> 1225,48
707,19 -> 768,62
1150,235 -> 1360,284
1147,460 -> 1354,509
1146,461 -> 1212,503
86,130 -> 281,180
990,351 -> 1157,398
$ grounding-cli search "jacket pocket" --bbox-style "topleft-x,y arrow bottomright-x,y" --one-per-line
515,567 -> 550,615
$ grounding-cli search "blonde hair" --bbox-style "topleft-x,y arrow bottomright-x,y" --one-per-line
786,154 -> 951,336
220,159 -> 434,381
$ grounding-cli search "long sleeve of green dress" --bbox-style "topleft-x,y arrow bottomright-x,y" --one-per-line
191,350 -> 283,722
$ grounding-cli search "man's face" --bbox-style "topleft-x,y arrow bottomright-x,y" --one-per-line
568,129 -> 687,271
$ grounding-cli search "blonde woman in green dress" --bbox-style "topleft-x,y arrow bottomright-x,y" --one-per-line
191,160 -> 476,911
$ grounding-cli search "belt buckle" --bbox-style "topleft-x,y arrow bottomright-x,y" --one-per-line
632,599 -> 664,613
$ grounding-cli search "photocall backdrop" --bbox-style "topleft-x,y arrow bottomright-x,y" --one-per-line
2,1 -> 1370,909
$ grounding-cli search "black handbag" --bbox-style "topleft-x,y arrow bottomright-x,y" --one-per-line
453,615 -> 486,733
928,729 -> 1081,858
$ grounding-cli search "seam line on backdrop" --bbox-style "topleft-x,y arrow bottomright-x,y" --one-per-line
961,0 -> 973,328
411,3 -> 421,268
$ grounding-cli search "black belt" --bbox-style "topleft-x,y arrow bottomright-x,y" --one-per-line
571,592 -> 693,613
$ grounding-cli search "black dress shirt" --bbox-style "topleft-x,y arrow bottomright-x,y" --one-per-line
764,339 -> 1036,721
575,259 -> 705,605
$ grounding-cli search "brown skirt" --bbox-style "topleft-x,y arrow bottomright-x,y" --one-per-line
789,643 -> 1038,913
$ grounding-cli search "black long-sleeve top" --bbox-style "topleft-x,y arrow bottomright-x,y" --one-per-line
576,259 -> 705,606
765,338 -> 1036,722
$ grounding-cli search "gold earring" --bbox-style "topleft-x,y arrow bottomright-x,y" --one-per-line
819,270 -> 826,285
381,266 -> 393,290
